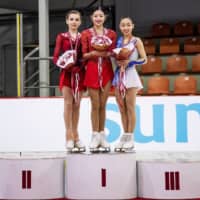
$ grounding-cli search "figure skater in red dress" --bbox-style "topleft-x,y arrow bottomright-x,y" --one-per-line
81,7 -> 117,152
53,10 -> 86,152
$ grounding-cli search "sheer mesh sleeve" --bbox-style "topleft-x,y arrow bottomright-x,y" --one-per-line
108,30 -> 117,52
81,30 -> 89,54
53,34 -> 63,65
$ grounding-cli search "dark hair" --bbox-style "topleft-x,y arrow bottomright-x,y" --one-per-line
90,6 -> 106,16
65,10 -> 81,20
120,17 -> 134,24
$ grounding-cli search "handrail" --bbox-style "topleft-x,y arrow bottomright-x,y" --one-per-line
24,46 -> 39,61
23,46 -> 57,96
25,56 -> 53,61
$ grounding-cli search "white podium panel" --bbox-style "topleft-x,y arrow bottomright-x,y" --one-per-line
138,161 -> 200,199
65,153 -> 137,200
0,158 -> 64,199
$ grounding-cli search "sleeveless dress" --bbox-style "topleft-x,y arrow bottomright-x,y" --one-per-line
112,37 -> 143,91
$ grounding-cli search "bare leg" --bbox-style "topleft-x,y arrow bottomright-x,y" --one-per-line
99,81 -> 111,131
62,86 -> 74,141
115,88 -> 128,132
88,88 -> 100,132
72,92 -> 82,141
125,88 -> 137,132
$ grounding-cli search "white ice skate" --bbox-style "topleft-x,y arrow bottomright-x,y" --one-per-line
99,132 -> 110,153
73,140 -> 86,153
114,134 -> 127,152
89,132 -> 101,153
121,133 -> 135,153
66,140 -> 75,153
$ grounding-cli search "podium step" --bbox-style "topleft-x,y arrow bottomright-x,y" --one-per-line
0,151 -> 199,199
65,152 -> 137,200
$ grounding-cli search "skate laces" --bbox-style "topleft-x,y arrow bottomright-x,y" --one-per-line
75,140 -> 85,148
120,134 -> 128,142
91,133 -> 100,143
66,140 -> 74,149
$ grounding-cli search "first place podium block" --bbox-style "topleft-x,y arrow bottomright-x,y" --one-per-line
65,153 -> 137,200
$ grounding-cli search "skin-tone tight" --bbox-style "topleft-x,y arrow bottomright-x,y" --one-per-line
87,81 -> 111,133
62,86 -> 82,141
115,87 -> 137,133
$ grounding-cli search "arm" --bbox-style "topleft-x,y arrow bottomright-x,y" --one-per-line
53,34 -> 62,65
125,37 -> 147,69
135,37 -> 147,64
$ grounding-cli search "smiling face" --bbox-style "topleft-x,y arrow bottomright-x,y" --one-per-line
119,18 -> 134,37
66,13 -> 81,31
91,9 -> 106,27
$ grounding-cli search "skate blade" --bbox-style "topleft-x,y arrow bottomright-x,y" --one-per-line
90,147 -> 110,153
90,148 -> 100,153
99,147 -> 110,153
67,147 -> 86,153
114,148 -> 122,152
121,148 -> 135,153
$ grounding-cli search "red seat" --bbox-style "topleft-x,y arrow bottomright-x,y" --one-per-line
173,75 -> 197,95
184,37 -> 200,53
166,55 -> 188,73
159,38 -> 180,54
173,20 -> 193,36
141,56 -> 162,74
151,22 -> 171,37
147,76 -> 170,95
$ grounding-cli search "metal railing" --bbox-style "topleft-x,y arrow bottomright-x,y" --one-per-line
23,47 -> 59,96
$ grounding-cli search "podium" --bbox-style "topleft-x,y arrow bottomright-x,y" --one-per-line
65,153 -> 137,200
138,160 -> 200,199
0,157 -> 64,199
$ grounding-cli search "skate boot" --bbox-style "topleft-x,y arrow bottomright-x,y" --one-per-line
121,133 -> 135,152
89,132 -> 101,153
74,140 -> 86,153
99,131 -> 110,152
66,140 -> 75,153
114,133 -> 128,152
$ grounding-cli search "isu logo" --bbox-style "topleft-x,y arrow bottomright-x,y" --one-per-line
22,170 -> 32,189
165,171 -> 180,190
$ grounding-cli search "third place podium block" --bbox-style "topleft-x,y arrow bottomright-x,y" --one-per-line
138,160 -> 200,199
65,153 -> 137,200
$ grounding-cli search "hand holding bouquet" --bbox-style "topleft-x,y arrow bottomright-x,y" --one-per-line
56,50 -> 76,69
91,35 -> 112,51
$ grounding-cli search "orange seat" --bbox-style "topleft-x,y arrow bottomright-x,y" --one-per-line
192,54 -> 200,72
173,75 -> 197,95
151,22 -> 171,37
184,37 -> 200,53
141,56 -> 162,74
173,20 -> 193,36
143,38 -> 156,55
159,38 -> 180,54
166,55 -> 188,73
147,76 -> 170,95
